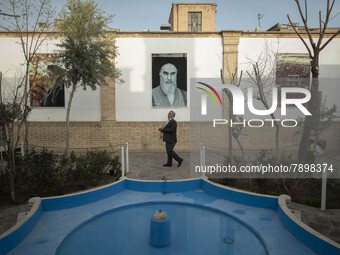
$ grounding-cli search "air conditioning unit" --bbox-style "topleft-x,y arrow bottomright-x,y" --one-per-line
160,24 -> 171,31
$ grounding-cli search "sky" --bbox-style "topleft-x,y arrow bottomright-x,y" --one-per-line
1,0 -> 339,31
51,0 -> 340,32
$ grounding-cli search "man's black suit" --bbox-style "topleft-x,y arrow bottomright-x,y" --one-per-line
162,118 -> 182,166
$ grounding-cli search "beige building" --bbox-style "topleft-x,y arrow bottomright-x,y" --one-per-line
169,3 -> 217,32
0,3 -> 339,156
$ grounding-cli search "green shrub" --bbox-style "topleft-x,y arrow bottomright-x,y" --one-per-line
304,197 -> 321,208
17,149 -> 59,196
0,148 -> 121,201
69,150 -> 121,187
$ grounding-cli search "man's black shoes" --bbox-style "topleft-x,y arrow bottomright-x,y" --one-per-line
163,164 -> 172,167
178,159 -> 183,167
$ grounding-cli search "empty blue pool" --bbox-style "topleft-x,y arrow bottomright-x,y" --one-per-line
56,202 -> 268,255
0,178 -> 339,255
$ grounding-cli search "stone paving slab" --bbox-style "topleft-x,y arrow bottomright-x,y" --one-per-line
126,153 -> 195,180
0,204 -> 31,236
288,202 -> 340,244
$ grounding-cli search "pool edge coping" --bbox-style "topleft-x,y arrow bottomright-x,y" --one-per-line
0,197 -> 41,240
1,178 -> 339,254
278,194 -> 340,252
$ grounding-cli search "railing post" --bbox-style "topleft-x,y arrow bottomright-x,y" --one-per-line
121,146 -> 125,178
126,142 -> 129,173
321,166 -> 327,211
200,143 -> 202,167
200,143 -> 206,178
202,145 -> 206,177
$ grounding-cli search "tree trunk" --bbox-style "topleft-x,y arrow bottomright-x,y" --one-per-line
227,91 -> 233,159
275,125 -> 280,158
64,84 -> 77,157
235,137 -> 245,159
9,146 -> 16,203
24,62 -> 30,152
24,119 -> 29,152
6,124 -> 16,203
269,113 -> 280,158
298,54 -> 320,162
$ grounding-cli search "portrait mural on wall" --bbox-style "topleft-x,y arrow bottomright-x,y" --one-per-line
276,53 -> 310,101
152,54 -> 187,107
29,53 -> 65,107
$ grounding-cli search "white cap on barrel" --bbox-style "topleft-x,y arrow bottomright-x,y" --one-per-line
152,209 -> 168,221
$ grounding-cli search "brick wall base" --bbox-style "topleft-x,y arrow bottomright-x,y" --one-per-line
27,121 -> 340,156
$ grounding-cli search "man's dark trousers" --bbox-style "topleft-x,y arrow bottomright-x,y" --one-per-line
166,142 -> 182,166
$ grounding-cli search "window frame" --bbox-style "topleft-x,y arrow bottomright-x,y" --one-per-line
188,12 -> 202,32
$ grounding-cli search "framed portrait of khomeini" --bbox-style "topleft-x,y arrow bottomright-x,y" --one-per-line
152,53 -> 187,107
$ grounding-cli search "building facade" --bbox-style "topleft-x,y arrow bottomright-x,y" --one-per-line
0,3 -> 339,154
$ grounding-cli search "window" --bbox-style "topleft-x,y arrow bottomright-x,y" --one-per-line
188,12 -> 202,32
288,75 -> 300,86
276,53 -> 310,102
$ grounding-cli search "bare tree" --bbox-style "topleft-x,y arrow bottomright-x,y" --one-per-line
221,69 -> 244,158
287,0 -> 340,161
246,40 -> 280,157
295,97 -> 338,157
0,71 -> 29,203
0,0 -> 55,151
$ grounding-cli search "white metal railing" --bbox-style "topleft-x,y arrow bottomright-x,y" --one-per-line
321,166 -> 327,210
0,142 -> 24,160
120,142 -> 129,179
200,143 -> 206,178
200,143 -> 328,210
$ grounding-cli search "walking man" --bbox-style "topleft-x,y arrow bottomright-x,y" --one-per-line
159,111 -> 183,167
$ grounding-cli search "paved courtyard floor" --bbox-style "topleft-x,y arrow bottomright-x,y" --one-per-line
126,153 -> 193,180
